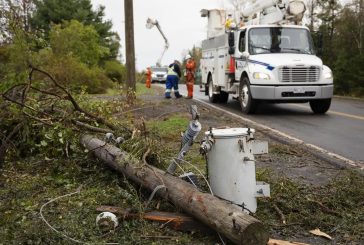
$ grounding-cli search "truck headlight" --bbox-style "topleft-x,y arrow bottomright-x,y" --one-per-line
323,71 -> 333,79
253,72 -> 271,80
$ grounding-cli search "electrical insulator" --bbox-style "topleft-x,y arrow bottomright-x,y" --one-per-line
181,121 -> 202,147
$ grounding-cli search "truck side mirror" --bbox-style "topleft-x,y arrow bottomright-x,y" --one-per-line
228,32 -> 235,54
228,32 -> 234,47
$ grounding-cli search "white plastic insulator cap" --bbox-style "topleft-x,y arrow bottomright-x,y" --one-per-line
288,1 -> 305,15
105,133 -> 114,141
115,137 -> 124,144
96,212 -> 119,230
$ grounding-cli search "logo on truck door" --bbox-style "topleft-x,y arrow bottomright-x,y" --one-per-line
236,58 -> 275,71
236,60 -> 246,69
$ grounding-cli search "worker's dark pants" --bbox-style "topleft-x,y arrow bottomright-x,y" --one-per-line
165,75 -> 181,98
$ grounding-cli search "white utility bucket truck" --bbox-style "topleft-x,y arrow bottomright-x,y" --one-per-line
200,0 -> 333,114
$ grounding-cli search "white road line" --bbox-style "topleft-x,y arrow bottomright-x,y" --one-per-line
193,98 -> 363,169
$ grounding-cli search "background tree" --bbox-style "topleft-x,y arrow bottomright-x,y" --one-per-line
316,0 -> 341,65
0,0 -> 35,44
31,0 -> 120,60
330,0 -> 364,96
305,0 -> 318,31
49,20 -> 109,66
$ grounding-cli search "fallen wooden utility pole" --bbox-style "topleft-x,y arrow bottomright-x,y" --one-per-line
81,135 -> 269,245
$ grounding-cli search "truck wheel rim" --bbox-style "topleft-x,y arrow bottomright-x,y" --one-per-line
242,85 -> 249,107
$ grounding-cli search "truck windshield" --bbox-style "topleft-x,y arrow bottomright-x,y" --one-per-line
248,27 -> 314,55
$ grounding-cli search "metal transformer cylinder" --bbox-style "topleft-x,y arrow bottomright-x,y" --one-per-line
204,128 -> 269,213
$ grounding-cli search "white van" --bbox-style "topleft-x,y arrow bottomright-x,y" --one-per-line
151,66 -> 168,83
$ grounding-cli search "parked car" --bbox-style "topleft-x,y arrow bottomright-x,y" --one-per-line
151,66 -> 168,83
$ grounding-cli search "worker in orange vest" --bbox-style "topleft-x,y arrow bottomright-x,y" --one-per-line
184,54 -> 196,99
145,67 -> 152,88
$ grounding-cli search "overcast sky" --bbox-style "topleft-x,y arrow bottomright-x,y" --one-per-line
91,0 -> 353,71
91,0 -> 231,70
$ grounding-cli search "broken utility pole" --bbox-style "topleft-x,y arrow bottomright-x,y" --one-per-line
81,135 -> 269,245
124,0 -> 136,100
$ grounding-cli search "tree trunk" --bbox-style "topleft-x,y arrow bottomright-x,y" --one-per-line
81,135 -> 269,245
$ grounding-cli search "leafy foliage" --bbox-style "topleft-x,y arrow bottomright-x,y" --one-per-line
315,0 -> 364,96
104,60 -> 127,84
31,0 -> 120,60
49,20 -> 109,66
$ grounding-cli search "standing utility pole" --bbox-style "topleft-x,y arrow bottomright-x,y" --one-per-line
124,0 -> 136,100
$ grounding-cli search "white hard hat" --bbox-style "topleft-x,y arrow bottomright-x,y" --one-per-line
185,54 -> 192,60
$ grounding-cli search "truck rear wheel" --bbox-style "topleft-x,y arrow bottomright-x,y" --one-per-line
309,99 -> 331,114
239,77 -> 257,114
208,76 -> 220,103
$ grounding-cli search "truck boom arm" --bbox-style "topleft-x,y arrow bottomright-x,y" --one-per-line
146,18 -> 169,66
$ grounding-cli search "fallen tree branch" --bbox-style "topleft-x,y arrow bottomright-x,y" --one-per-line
81,135 -> 269,245
22,111 -> 53,126
307,198 -> 340,216
96,205 -> 210,232
142,147 -> 151,165
29,86 -> 64,99
3,89 -> 53,118
29,66 -> 117,131
140,235 -> 178,240
71,120 -> 112,134
268,238 -> 310,245
272,203 -> 286,225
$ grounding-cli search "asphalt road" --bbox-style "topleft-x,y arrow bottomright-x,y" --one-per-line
169,84 -> 364,164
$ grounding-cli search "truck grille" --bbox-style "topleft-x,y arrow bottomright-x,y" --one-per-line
279,66 -> 320,83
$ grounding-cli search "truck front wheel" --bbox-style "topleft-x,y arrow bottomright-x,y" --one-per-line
208,76 -> 220,103
309,99 -> 331,114
239,77 -> 257,114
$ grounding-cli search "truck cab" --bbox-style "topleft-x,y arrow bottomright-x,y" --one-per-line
200,1 -> 334,114
233,25 -> 333,113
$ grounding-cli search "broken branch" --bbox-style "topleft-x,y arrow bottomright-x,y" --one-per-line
272,203 -> 286,225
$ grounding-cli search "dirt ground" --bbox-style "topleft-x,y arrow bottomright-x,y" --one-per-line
127,86 -> 363,244
0,85 -> 363,244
